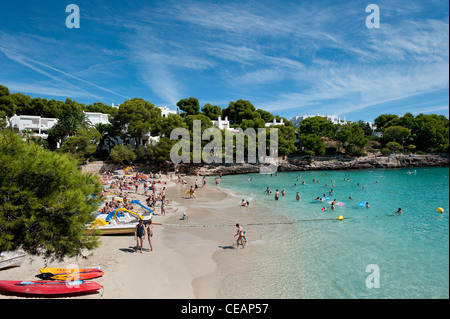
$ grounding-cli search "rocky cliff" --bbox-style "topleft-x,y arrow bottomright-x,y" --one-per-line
81,154 -> 448,175
189,154 -> 449,175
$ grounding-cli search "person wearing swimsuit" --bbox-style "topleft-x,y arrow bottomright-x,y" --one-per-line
135,219 -> 146,253
234,224 -> 246,249
147,219 -> 154,252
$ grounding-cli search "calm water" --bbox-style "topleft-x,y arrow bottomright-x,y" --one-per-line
214,167 -> 449,299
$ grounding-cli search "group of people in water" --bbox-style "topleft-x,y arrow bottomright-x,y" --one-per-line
260,172 -> 405,215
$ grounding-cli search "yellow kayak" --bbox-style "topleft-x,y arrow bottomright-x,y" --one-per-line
39,267 -> 104,280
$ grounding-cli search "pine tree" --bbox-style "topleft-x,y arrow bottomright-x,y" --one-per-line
0,130 -> 102,261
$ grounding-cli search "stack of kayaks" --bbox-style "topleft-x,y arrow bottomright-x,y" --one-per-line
0,267 -> 104,297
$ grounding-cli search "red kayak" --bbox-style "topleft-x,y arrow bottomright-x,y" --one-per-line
0,280 -> 103,296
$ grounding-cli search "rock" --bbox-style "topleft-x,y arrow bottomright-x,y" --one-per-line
80,154 -> 448,175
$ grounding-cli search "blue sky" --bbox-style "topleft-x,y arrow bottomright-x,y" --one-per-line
0,0 -> 448,122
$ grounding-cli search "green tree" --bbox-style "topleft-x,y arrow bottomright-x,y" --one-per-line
297,116 -> 337,138
410,114 -> 449,153
407,144 -> 416,153
60,98 -> 85,120
202,103 -> 222,120
149,137 -> 177,162
356,120 -> 373,137
386,141 -> 403,153
158,113 -> 188,138
48,112 -> 92,149
112,98 -> 161,146
256,109 -> 274,123
0,85 -> 17,128
59,127 -> 101,164
383,126 -> 411,146
84,102 -> 118,115
11,93 -> 32,115
298,134 -> 325,156
0,130 -> 102,261
272,124 -> 297,156
374,114 -> 399,131
184,114 -> 213,132
110,144 -> 137,165
337,123 -> 368,156
222,99 -> 260,126
177,97 -> 200,117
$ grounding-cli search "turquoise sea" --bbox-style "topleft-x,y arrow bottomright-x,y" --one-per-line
214,167 -> 449,299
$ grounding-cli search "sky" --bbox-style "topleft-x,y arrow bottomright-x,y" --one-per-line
0,0 -> 448,123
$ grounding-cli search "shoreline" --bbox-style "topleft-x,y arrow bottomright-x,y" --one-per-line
2,163 -> 448,299
0,170 -> 292,299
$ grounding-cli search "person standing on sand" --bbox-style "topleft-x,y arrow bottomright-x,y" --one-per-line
146,219 -> 154,252
134,219 -> 146,253
189,185 -> 196,199
161,199 -> 166,215
234,224 -> 246,249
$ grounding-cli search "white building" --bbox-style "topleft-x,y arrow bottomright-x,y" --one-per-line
265,118 -> 284,127
290,113 -> 347,128
8,114 -> 57,139
211,116 -> 233,131
158,106 -> 178,118
84,112 -> 110,125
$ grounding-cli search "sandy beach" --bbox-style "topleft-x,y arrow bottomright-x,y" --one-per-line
0,171 -> 290,299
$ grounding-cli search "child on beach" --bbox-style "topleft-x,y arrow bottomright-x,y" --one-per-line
134,219 -> 146,253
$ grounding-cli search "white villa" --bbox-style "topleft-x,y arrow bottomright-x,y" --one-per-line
211,116 -> 233,131
84,112 -> 110,125
8,114 -> 58,140
290,113 -> 347,128
158,106 -> 178,118
265,118 -> 284,127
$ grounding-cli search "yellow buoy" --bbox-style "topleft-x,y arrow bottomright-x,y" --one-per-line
338,215 -> 344,220
437,207 -> 444,213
